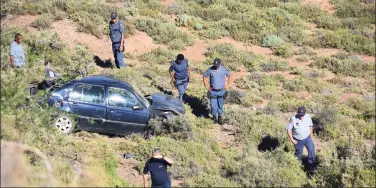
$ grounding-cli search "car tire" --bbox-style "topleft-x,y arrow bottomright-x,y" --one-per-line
53,114 -> 76,134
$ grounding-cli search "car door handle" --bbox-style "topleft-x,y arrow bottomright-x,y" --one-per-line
72,102 -> 77,106
107,110 -> 115,113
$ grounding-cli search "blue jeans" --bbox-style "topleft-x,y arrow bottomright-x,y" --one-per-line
294,135 -> 315,165
209,90 -> 226,117
151,179 -> 171,188
112,43 -> 125,68
175,78 -> 188,101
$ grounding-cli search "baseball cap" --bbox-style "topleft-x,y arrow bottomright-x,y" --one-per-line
111,12 -> 117,19
297,106 -> 306,116
213,58 -> 221,67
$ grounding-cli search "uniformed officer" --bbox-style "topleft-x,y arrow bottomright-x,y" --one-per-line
287,106 -> 316,170
109,12 -> 126,68
203,58 -> 232,125
169,54 -> 189,101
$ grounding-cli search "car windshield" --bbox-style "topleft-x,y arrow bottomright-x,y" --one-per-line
132,86 -> 150,108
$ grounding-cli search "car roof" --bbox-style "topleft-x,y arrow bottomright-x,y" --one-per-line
74,75 -> 134,90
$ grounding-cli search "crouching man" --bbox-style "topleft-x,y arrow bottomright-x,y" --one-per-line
143,147 -> 174,188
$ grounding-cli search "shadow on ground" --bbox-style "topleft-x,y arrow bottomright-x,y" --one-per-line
258,135 -> 280,152
94,56 -> 113,69
184,94 -> 210,118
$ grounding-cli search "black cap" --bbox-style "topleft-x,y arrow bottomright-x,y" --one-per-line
111,12 -> 117,19
176,54 -> 184,61
213,58 -> 221,67
297,106 -> 306,116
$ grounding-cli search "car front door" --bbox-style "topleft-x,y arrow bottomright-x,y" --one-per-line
105,87 -> 149,133
68,83 -> 106,131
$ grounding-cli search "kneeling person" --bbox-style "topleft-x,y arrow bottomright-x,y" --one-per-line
203,58 -> 232,125
143,147 -> 174,188
169,54 -> 189,101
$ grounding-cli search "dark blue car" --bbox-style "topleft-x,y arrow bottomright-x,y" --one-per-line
48,76 -> 185,135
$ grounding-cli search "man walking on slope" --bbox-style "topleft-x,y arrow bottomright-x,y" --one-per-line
203,58 -> 232,125
287,106 -> 316,171
169,54 -> 190,101
143,147 -> 174,188
109,12 -> 126,68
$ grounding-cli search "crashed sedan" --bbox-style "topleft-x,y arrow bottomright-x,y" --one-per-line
48,76 -> 185,135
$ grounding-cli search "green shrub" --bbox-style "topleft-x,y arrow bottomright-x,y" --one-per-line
310,29 -> 375,55
283,76 -> 323,92
31,14 -> 53,29
70,11 -> 104,38
311,53 -> 375,77
259,60 -> 289,72
315,14 -> 342,30
282,2 -> 326,22
148,116 -> 192,136
138,48 -> 177,65
135,18 -> 194,50
262,35 -> 285,48
273,43 -> 293,58
194,23 -> 203,30
204,43 -> 259,71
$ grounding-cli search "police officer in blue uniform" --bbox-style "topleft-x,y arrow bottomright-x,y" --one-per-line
109,12 -> 126,68
169,54 -> 189,101
203,58 -> 232,125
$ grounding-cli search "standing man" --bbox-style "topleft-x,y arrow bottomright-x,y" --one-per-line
287,106 -> 316,171
109,12 -> 126,68
203,58 -> 232,125
143,147 -> 174,188
169,54 -> 189,101
10,33 -> 26,68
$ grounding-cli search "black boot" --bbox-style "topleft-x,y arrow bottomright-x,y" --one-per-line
218,115 -> 224,125
212,116 -> 217,124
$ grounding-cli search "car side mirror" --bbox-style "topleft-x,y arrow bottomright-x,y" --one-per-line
132,105 -> 143,110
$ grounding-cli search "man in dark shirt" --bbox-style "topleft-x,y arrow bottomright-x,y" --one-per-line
143,147 -> 174,188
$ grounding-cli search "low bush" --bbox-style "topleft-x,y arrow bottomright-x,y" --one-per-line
31,14 -> 53,29
283,76 -> 323,92
311,53 -> 375,77
259,60 -> 289,72
70,11 -> 104,38
148,116 -> 192,136
262,35 -> 285,48
135,18 -> 194,50
273,43 -> 293,58
204,43 -> 260,71
138,48 -> 177,65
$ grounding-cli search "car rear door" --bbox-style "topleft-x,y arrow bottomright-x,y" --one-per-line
105,87 -> 149,133
68,83 -> 106,131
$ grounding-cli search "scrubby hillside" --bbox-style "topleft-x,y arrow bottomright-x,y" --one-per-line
1,0 -> 375,187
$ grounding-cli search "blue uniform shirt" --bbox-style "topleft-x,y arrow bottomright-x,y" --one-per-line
203,66 -> 231,90
169,58 -> 189,80
10,41 -> 26,67
143,157 -> 171,186
109,20 -> 125,43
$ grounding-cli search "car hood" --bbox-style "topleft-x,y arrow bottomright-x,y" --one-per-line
150,93 -> 185,114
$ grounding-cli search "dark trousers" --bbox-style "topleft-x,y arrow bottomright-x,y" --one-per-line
151,179 -> 171,188
112,43 -> 125,68
295,135 -> 315,165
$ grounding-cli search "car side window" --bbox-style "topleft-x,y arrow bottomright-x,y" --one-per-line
69,84 -> 105,105
108,87 -> 140,109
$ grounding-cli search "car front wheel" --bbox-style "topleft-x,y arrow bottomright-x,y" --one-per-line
54,115 -> 76,134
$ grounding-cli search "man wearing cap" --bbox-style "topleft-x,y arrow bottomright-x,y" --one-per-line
287,106 -> 316,170
203,58 -> 232,125
143,147 -> 174,188
109,12 -> 126,68
169,54 -> 189,101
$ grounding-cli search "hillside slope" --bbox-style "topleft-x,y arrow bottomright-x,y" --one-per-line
1,0 -> 375,187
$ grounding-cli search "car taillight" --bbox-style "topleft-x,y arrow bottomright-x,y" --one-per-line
55,101 -> 63,107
